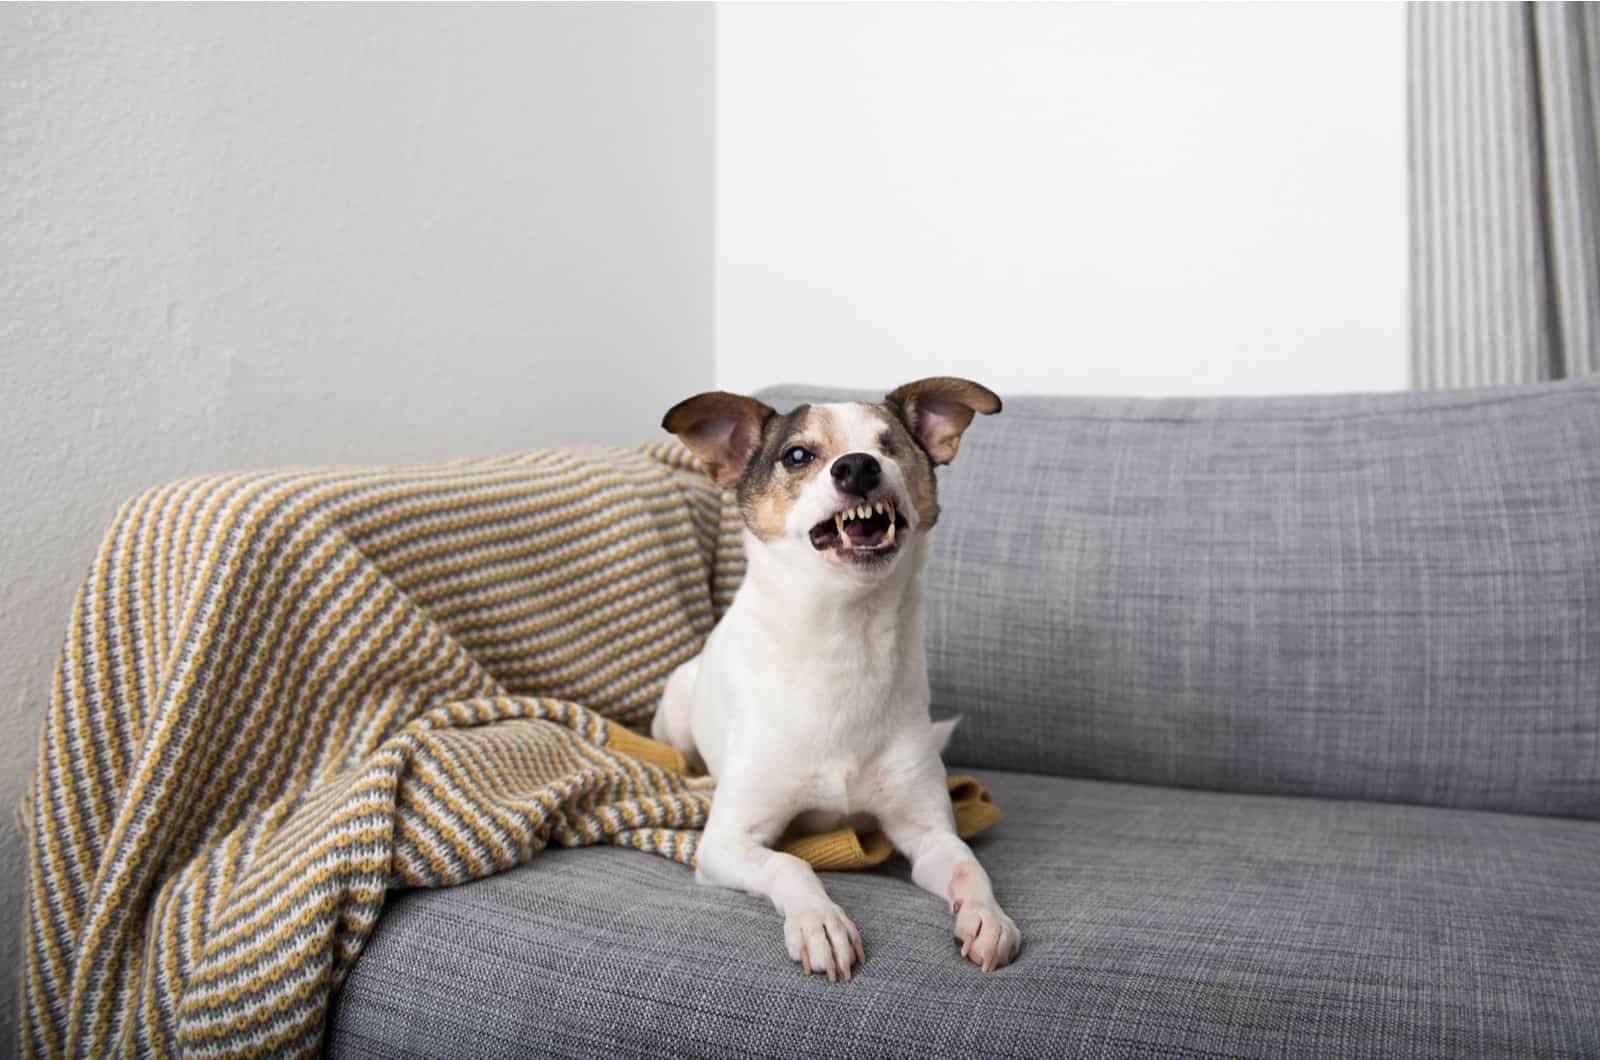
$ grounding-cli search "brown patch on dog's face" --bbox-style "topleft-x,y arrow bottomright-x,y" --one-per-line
736,405 -> 841,541
870,403 -> 941,531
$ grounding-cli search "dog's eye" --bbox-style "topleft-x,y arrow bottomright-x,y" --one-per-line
782,446 -> 815,469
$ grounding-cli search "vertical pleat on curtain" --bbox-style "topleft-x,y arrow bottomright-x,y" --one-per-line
1409,2 -> 1600,388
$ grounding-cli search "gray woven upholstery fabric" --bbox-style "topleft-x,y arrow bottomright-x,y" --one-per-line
328,769 -> 1600,1058
759,380 -> 1600,818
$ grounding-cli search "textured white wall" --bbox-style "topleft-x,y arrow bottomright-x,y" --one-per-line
716,2 -> 1408,398
0,5 -> 712,1037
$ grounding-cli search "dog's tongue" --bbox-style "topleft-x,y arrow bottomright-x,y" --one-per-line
844,513 -> 888,547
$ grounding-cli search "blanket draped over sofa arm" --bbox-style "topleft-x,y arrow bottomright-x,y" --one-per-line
21,441 -> 907,1057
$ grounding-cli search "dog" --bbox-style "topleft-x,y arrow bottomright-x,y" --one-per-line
653,377 -> 1020,981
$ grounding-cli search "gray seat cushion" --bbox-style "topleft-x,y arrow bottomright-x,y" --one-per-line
329,770 -> 1600,1058
758,381 -> 1600,819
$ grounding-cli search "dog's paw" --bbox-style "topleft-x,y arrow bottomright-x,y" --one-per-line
784,903 -> 865,982
953,899 -> 1020,972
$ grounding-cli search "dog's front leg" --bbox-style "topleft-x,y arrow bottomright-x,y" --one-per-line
695,796 -> 865,981
880,780 -> 1021,972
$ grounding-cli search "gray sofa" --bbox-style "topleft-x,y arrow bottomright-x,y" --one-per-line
329,379 -> 1600,1057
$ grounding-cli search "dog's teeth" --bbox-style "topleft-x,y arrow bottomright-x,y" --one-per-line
886,520 -> 896,544
834,512 -> 845,538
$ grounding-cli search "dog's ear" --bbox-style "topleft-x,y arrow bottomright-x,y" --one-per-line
884,377 -> 1002,465
662,391 -> 777,488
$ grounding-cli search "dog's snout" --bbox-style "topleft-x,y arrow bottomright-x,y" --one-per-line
831,452 -> 881,497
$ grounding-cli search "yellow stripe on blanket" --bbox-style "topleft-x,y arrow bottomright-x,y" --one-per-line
19,441 -> 998,1060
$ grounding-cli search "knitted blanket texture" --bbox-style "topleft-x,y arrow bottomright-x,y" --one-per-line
19,442 -> 995,1057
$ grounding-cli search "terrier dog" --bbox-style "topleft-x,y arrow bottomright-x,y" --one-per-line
654,377 -> 1020,981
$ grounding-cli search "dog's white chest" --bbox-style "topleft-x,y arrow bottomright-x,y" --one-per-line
813,762 -> 852,809
801,757 -> 879,814
784,760 -> 885,837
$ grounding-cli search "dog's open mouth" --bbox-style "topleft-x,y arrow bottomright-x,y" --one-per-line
808,498 -> 906,559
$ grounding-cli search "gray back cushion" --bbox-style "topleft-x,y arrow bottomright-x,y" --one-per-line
758,380 -> 1600,819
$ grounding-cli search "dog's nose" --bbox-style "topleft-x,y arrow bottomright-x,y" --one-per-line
831,452 -> 881,497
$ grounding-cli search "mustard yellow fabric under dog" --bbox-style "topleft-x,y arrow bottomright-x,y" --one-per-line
19,442 -> 996,1058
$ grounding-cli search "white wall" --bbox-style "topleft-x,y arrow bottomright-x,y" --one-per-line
716,2 -> 1408,398
0,5 -> 712,1038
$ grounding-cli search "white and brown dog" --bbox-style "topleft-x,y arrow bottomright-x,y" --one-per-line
655,377 -> 1020,981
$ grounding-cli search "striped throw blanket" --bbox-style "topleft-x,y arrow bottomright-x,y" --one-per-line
20,441 -> 997,1057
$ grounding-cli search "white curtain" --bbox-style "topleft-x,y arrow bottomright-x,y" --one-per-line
1409,2 -> 1600,387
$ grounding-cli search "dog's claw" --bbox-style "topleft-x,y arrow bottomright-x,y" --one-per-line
785,904 -> 862,983
954,900 -> 1020,972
